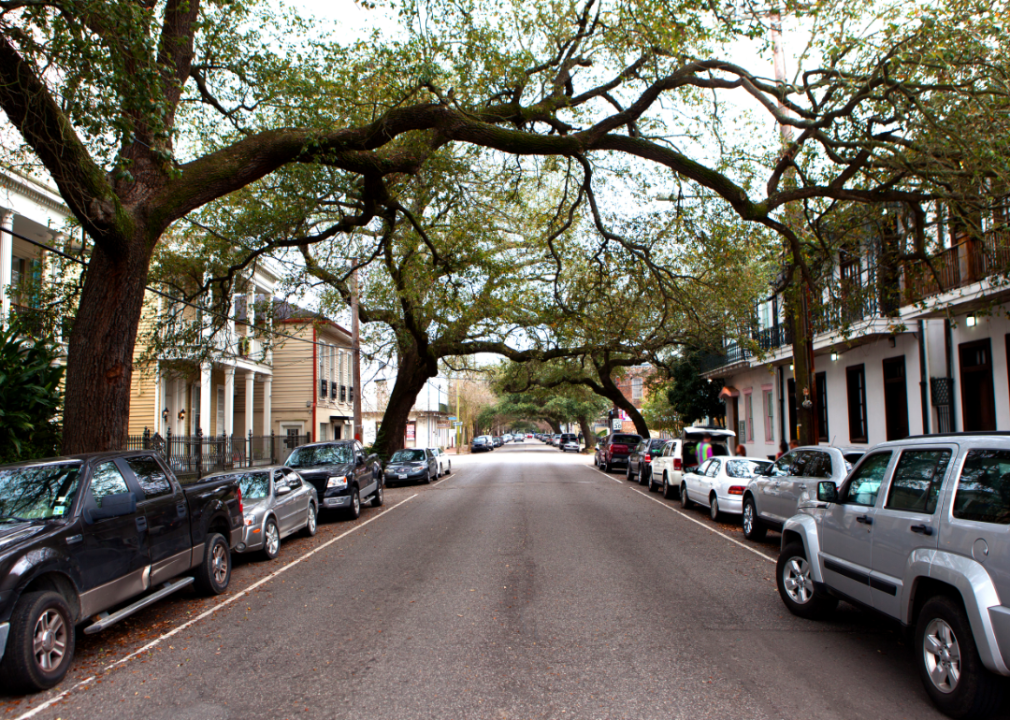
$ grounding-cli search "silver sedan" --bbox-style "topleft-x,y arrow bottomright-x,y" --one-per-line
219,466 -> 319,560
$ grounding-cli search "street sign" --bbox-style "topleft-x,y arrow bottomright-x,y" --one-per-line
612,419 -> 622,430
448,416 -> 456,420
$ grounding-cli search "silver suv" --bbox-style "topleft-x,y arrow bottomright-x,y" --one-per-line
741,445 -> 863,541
778,434 -> 1010,718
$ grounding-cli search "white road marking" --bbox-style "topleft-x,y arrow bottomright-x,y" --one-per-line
591,466 -> 776,564
12,494 -> 420,720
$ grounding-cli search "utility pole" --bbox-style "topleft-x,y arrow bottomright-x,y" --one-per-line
351,258 -> 363,442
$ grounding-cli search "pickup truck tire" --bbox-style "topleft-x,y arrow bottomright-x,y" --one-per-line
662,472 -> 677,500
680,483 -> 692,509
195,533 -> 231,595
915,596 -> 1003,719
346,487 -> 362,520
0,591 -> 75,692
742,498 -> 767,541
777,542 -> 837,620
604,459 -> 612,473
261,518 -> 281,560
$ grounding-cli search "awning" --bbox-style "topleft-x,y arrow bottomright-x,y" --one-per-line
329,415 -> 351,423
718,386 -> 739,399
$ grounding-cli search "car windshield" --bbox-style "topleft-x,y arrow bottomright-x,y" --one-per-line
391,450 -> 426,462
0,462 -> 83,521
725,460 -> 772,479
236,472 -> 271,500
286,445 -> 352,468
612,435 -> 640,445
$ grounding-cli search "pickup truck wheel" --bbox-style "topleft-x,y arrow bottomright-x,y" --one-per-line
915,596 -> 1003,719
261,518 -> 281,560
742,498 -> 766,541
372,480 -> 385,507
0,591 -> 75,692
604,459 -> 612,473
346,487 -> 361,520
195,533 -> 231,595
303,504 -> 318,537
662,473 -> 676,499
776,542 -> 837,620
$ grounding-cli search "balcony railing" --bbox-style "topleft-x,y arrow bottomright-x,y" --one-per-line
902,229 -> 1010,304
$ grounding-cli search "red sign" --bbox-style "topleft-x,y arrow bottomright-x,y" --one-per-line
406,422 -> 415,441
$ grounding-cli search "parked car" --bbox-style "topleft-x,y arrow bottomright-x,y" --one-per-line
429,447 -> 452,476
284,441 -> 382,519
681,426 -> 737,475
742,445 -> 863,541
777,434 -> 1010,719
472,436 -> 492,453
650,439 -> 682,499
492,436 -> 504,448
595,433 -> 643,472
627,438 -> 671,485
559,433 -> 579,452
514,434 -> 524,443
384,448 -> 438,485
209,466 -> 318,560
679,457 -> 772,520
0,451 -> 243,692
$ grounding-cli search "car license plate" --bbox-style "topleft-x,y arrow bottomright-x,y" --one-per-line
398,474 -> 408,480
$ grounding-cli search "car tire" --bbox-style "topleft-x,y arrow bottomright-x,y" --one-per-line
605,460 -> 612,473
915,596 -> 1003,719
195,532 -> 231,595
776,542 -> 837,620
680,483 -> 692,509
346,487 -> 361,520
662,472 -> 676,499
372,479 -> 385,507
742,497 -> 767,541
709,495 -> 721,521
646,468 -> 656,492
261,518 -> 281,561
303,503 -> 318,537
639,466 -> 649,487
446,462 -> 451,475
0,591 -> 75,692
423,469 -> 432,484
626,463 -> 633,481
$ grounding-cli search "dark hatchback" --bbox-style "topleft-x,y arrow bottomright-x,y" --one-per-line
284,441 -> 382,519
627,438 -> 670,484
384,449 -> 438,486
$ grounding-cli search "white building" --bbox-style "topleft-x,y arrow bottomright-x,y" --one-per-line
362,374 -> 453,449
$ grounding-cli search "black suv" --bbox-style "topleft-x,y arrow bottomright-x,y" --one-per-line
284,441 -> 382,519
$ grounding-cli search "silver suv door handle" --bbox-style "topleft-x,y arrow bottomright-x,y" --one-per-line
856,515 -> 873,525
910,524 -> 933,536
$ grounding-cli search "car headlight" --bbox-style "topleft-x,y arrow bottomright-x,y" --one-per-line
327,475 -> 349,489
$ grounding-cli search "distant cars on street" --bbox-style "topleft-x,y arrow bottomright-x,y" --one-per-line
472,436 -> 493,453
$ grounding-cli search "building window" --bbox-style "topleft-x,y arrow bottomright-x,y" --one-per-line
318,344 -> 326,397
816,371 -> 828,443
745,392 -> 754,442
632,377 -> 642,401
329,345 -> 335,390
763,389 -> 774,443
846,364 -> 867,443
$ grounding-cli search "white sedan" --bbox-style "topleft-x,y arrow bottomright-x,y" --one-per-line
680,457 -> 772,521
428,447 -> 452,476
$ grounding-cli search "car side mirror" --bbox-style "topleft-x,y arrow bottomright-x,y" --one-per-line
276,484 -> 291,496
356,456 -> 364,467
83,491 -> 137,523
817,482 -> 838,503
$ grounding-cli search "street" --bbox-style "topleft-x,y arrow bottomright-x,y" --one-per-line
0,443 -> 986,720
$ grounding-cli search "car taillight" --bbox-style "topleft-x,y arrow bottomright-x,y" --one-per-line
674,458 -> 682,471
644,454 -> 651,463
236,485 -> 243,514
728,486 -> 745,495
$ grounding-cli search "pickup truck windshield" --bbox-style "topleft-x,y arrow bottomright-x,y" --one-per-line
612,435 -> 641,445
391,450 -> 426,462
0,462 -> 83,520
286,445 -> 352,468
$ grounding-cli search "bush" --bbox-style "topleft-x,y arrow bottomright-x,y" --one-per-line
0,322 -> 65,463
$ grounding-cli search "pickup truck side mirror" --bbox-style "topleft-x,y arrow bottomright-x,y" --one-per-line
83,491 -> 137,523
817,481 -> 838,503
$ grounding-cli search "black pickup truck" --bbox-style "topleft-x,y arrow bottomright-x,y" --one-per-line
0,451 -> 243,692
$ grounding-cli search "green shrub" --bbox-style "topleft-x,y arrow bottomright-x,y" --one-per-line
0,322 -> 65,463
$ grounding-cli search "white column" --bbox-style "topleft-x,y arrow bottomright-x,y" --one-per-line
159,369 -> 169,435
199,362 -> 212,436
0,211 -> 12,327
224,366 -> 235,437
262,376 -> 272,436
245,371 -> 255,437
152,362 -> 162,432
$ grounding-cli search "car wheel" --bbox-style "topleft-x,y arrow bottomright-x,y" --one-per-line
680,484 -> 692,509
742,497 -> 767,541
709,495 -> 721,521
662,472 -> 676,499
605,460 -> 612,473
346,487 -> 361,520
423,469 -> 432,484
915,596 -> 1003,719
626,464 -> 633,481
303,503 -> 318,536
0,591 -> 75,692
446,462 -> 451,475
776,542 -> 838,620
195,532 -> 231,595
646,468 -> 656,492
639,466 -> 648,487
261,518 -> 281,560
372,480 -> 385,507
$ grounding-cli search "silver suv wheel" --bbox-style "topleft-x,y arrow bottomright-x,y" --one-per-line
923,618 -> 961,693
782,556 -> 814,605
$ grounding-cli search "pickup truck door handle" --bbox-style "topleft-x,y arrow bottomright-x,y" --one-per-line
910,524 -> 933,536
136,516 -> 148,532
177,502 -> 187,518
856,515 -> 873,525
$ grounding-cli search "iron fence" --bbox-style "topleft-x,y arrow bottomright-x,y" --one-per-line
125,428 -> 311,479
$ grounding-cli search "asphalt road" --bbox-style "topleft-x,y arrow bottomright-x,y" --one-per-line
4,443 -> 1002,719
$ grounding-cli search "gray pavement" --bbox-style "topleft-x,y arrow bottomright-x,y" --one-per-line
6,444 -> 998,719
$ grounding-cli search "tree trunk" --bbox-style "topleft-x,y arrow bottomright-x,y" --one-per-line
370,340 -> 438,460
595,371 -> 650,438
547,419 -> 562,434
787,275 -> 816,446
578,414 -> 596,450
62,240 -> 153,454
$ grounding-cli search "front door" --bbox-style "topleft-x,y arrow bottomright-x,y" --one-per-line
118,456 -> 191,585
960,339 -> 996,431
870,447 -> 952,617
78,461 -> 149,615
882,356 -> 910,440
819,451 -> 894,607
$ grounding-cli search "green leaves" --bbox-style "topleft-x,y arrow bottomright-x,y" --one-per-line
0,322 -> 66,463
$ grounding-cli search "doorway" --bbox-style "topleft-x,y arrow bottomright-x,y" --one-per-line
959,339 -> 996,431
882,356 -> 910,440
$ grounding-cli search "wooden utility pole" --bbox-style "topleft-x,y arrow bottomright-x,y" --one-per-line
351,259 -> 363,442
